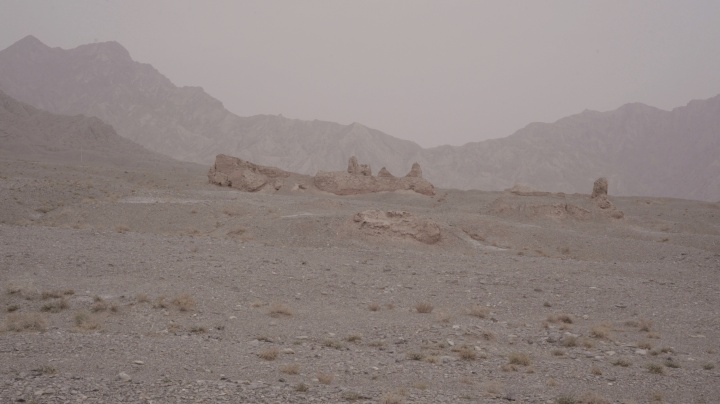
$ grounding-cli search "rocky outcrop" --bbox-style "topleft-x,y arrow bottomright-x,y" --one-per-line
352,210 -> 441,244
314,157 -> 435,196
591,177 -> 608,199
589,177 -> 622,218
208,154 -> 293,192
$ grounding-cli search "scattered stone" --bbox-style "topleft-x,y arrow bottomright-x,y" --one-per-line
350,210 -> 442,244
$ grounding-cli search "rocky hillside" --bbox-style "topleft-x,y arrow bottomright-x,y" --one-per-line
421,98 -> 720,201
0,35 -> 423,177
0,89 -> 178,168
1,36 -> 719,201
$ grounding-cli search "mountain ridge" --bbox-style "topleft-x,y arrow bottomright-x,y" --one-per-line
1,36 -> 718,201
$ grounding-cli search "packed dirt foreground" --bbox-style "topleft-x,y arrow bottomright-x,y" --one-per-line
1,157 -> 719,403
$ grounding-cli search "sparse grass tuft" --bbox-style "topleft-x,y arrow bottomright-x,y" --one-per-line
508,352 -> 531,366
317,372 -> 334,384
74,311 -> 100,330
322,339 -> 345,350
561,335 -> 577,347
611,358 -> 631,367
548,314 -> 574,324
406,352 -> 425,361
637,340 -> 653,350
468,305 -> 489,318
280,363 -> 300,375
458,346 -> 476,360
590,324 -> 611,339
172,294 -> 196,311
638,319 -> 653,332
345,334 -> 362,343
136,293 -> 150,303
591,366 -> 602,375
663,359 -> 680,369
552,349 -> 565,356
7,305 -> 19,312
258,347 -> 280,361
411,381 -> 429,390
268,303 -> 293,317
379,393 -> 405,404
41,290 -> 63,299
578,391 -> 610,404
703,363 -> 715,370
294,383 -> 309,392
556,395 -> 577,404
153,296 -> 169,309
368,303 -> 381,311
647,363 -> 664,374
41,297 -> 69,313
415,302 -> 434,314
5,312 -> 47,332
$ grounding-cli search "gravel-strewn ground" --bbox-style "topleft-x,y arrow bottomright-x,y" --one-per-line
1,158 -> 719,403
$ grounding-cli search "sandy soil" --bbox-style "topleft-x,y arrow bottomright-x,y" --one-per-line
1,157 -> 719,403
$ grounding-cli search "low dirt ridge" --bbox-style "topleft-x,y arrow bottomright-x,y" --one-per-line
1,152 -> 719,402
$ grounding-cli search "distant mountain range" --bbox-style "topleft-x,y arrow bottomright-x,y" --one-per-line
1,35 -> 718,201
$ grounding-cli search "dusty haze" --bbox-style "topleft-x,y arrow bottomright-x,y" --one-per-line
1,0 -> 720,147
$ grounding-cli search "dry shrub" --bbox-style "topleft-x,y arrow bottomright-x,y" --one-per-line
580,337 -> 595,348
226,227 -> 246,237
458,346 -> 477,360
42,298 -> 69,313
590,323 -> 611,339
172,294 -> 196,311
153,296 -> 169,309
322,339 -> 345,350
294,383 -> 309,392
647,363 -> 664,374
548,314 -> 574,324
74,311 -> 100,330
508,352 -> 531,366
637,340 -> 653,350
415,302 -> 434,314
638,319 -> 653,332
6,312 -> 47,332
269,303 -> 293,317
317,372 -> 334,384
411,381 -> 429,390
379,393 -> 405,404
280,363 -> 300,374
484,380 -> 503,396
41,290 -> 63,299
578,392 -> 610,404
468,305 -> 489,318
611,358 -> 631,367
345,334 -> 362,343
552,349 -> 565,356
406,352 -> 425,361
115,225 -> 129,233
136,293 -> 150,303
591,366 -> 602,375
258,347 -> 279,361
367,303 -> 381,311
561,335 -> 577,347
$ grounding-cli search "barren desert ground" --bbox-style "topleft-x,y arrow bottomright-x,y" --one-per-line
1,157 -> 719,403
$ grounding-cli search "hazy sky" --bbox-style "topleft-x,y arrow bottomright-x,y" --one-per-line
2,1 -> 720,147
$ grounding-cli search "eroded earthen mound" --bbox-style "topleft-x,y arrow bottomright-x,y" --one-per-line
314,157 -> 435,196
351,210 -> 441,244
208,154 -> 293,192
